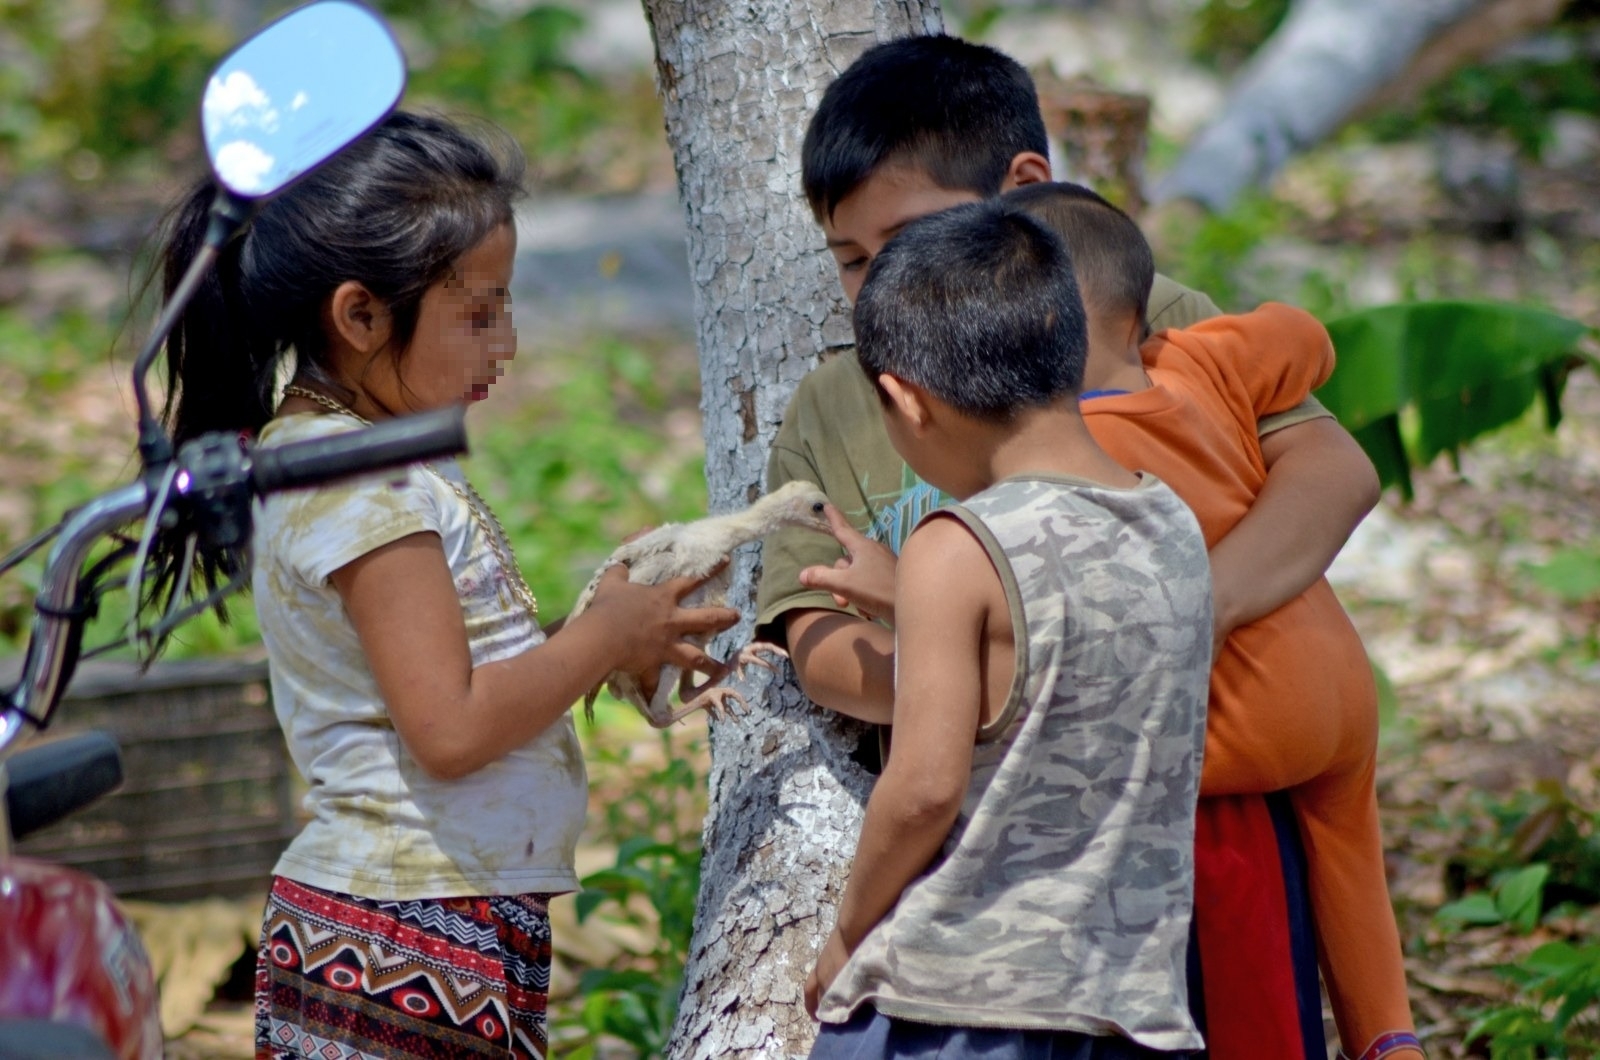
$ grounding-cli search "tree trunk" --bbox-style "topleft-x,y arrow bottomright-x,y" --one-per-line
1153,0 -> 1490,211
639,2 -> 941,1057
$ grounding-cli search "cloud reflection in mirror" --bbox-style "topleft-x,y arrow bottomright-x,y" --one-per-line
199,0 -> 405,199
205,71 -> 283,192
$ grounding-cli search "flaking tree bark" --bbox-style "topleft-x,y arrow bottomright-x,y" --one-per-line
639,1 -> 940,1056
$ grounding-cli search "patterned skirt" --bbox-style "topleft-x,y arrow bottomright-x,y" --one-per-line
255,876 -> 553,1059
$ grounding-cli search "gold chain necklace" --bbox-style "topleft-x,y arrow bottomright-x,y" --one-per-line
280,384 -> 538,620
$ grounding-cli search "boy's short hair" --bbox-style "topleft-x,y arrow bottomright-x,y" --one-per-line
802,35 -> 1049,221
1005,181 -> 1154,327
853,200 -> 1087,421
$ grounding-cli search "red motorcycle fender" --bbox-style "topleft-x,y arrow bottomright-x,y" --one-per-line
0,857 -> 164,1060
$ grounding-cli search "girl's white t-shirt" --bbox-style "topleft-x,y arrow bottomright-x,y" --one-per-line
251,412 -> 587,900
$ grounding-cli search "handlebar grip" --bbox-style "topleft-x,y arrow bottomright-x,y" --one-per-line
249,406 -> 468,494
4,731 -> 123,841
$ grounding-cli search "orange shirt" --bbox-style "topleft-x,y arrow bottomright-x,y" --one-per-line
1082,303 -> 1377,794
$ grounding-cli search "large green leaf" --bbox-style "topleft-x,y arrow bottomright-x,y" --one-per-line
1316,301 -> 1591,494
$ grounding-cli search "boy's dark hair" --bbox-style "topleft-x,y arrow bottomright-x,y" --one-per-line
801,35 -> 1048,221
1005,181 -> 1153,328
853,200 -> 1086,421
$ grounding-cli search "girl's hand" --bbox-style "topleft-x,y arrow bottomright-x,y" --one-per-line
580,562 -> 740,675
798,504 -> 898,625
804,928 -> 852,1019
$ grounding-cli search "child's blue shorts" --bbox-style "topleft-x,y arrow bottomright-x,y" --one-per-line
809,1006 -> 1194,1060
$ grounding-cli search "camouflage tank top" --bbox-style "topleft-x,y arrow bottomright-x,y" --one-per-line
817,473 -> 1212,1051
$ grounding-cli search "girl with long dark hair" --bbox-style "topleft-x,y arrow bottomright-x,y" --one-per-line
154,111 -> 735,1058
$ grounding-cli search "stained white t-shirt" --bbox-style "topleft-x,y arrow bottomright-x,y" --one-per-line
252,412 -> 587,900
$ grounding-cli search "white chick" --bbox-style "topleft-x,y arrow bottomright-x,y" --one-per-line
570,480 -> 835,728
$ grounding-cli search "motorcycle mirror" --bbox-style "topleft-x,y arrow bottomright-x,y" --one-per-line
132,0 -> 406,469
201,0 -> 405,198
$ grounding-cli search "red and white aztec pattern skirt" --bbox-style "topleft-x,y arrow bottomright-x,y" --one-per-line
255,876 -> 553,1059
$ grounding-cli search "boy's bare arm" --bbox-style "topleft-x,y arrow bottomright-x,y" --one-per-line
786,609 -> 896,724
1209,417 -> 1379,652
805,518 -> 987,1015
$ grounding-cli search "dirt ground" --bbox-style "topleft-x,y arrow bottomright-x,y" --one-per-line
1342,371 -> 1600,1057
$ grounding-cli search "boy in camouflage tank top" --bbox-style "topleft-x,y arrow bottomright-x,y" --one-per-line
805,199 -> 1212,1058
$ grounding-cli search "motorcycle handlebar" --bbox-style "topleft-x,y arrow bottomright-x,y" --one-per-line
249,405 -> 467,494
2,407 -> 470,752
3,731 -> 122,841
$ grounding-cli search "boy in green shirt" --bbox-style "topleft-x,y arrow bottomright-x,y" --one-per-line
759,33 -> 1382,1060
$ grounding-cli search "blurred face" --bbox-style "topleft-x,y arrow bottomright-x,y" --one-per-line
822,166 -> 980,303
393,222 -> 518,411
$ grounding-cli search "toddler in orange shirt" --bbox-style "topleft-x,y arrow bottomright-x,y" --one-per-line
1009,181 -> 1420,1060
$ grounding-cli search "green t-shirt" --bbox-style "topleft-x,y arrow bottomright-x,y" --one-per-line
755,273 -> 1331,632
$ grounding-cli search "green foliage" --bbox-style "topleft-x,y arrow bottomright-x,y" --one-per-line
0,0 -> 656,188
464,338 -> 707,610
957,4 -> 1009,41
1432,787 -> 1600,1057
1437,863 -> 1551,933
1313,301 -> 1594,499
1466,943 -> 1600,1058
1525,546 -> 1600,604
1186,0 -> 1290,73
1444,783 -> 1600,918
1362,25 -> 1600,160
562,727 -> 706,1059
0,0 -> 230,175
382,0 -> 656,182
1168,192 -> 1294,312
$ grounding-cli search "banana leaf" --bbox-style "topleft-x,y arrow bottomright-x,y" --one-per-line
1316,301 -> 1591,499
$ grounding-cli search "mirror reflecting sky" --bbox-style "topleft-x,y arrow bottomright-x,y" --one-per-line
202,0 -> 404,198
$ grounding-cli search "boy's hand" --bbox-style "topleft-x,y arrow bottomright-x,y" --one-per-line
798,504 -> 898,625
803,928 -> 852,1019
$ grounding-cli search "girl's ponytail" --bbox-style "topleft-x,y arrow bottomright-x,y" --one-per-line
157,179 -> 279,451
145,179 -> 271,622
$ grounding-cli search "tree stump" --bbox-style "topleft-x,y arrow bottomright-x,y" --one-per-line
1033,67 -> 1152,216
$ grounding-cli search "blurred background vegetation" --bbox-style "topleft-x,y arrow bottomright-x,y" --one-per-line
1,0 -> 1598,1057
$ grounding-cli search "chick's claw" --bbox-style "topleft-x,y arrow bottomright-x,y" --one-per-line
693,686 -> 751,722
731,641 -> 789,678
645,682 -> 747,728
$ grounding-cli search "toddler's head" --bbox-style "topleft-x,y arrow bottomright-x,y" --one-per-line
1005,181 -> 1154,338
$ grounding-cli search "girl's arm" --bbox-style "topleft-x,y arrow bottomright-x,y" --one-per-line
805,516 -> 990,1014
332,532 -> 737,780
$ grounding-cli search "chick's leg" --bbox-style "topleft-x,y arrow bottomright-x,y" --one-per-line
626,657 -> 738,728
730,641 -> 788,676
655,642 -> 788,727
677,641 -> 788,698
658,682 -> 749,727
673,659 -> 744,724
